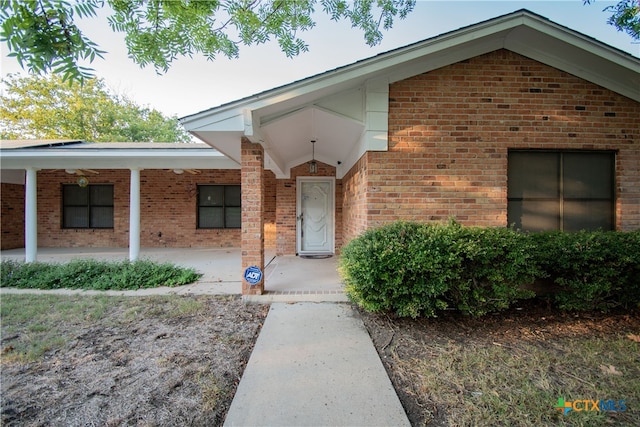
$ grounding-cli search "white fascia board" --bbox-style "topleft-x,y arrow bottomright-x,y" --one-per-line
517,17 -> 639,70
0,150 -> 239,170
183,111 -> 246,132
264,151 -> 287,178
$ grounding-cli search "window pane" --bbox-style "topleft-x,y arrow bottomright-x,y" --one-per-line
508,152 -> 559,198
64,207 -> 89,228
90,207 -> 114,228
225,185 -> 241,206
199,186 -> 224,206
563,201 -> 613,231
90,185 -> 114,206
508,200 -> 559,232
63,186 -> 88,205
199,207 -> 224,228
225,207 -> 241,228
563,153 -> 613,199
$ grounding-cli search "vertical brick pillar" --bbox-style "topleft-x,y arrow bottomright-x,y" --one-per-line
241,139 -> 265,295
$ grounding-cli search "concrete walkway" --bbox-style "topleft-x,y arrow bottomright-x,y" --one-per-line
224,302 -> 410,427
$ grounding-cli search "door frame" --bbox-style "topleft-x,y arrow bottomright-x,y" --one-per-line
296,176 -> 335,256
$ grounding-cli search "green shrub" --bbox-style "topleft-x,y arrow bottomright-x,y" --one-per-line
339,220 -> 539,318
448,225 -> 539,316
0,259 -> 202,290
339,221 -> 457,318
530,230 -> 640,311
340,221 -> 639,317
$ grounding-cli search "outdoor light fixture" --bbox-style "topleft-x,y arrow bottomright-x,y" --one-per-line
77,176 -> 89,187
173,169 -> 184,174
309,140 -> 318,174
65,169 -> 76,174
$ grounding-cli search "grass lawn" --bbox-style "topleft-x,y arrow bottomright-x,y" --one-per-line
362,300 -> 640,426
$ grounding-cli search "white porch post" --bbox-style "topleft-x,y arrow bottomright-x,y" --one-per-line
129,168 -> 141,262
24,168 -> 38,262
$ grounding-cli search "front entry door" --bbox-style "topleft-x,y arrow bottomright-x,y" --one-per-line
297,177 -> 335,255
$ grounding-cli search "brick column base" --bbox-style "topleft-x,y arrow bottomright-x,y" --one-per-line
241,139 -> 265,295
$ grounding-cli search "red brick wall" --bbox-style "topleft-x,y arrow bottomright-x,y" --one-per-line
341,154 -> 369,244
275,162 -> 341,255
367,49 -> 639,231
264,170 -> 277,250
27,168 -> 242,248
1,183 -> 25,250
241,139 -> 265,294
140,169 -> 241,247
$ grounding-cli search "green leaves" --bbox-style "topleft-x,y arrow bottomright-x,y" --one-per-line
531,229 -> 640,311
0,259 -> 202,290
604,0 -> 640,39
2,0 -> 416,82
584,0 -> 640,40
0,0 -> 106,82
0,73 -> 192,141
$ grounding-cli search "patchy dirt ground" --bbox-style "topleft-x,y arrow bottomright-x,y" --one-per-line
360,299 -> 640,426
1,295 -> 269,427
3,294 -> 639,426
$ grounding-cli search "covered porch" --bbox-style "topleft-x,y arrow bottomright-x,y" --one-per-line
0,247 -> 345,301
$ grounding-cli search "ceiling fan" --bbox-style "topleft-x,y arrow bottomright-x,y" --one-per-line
169,169 -> 201,175
64,169 -> 99,175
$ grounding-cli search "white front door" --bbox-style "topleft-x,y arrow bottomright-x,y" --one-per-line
297,177 -> 335,255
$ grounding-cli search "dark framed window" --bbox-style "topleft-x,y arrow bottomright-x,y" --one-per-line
507,150 -> 615,232
197,185 -> 241,229
62,184 -> 114,229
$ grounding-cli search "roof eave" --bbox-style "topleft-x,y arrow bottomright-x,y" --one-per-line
180,9 -> 640,129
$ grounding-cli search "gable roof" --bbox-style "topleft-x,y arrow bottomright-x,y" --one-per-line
180,9 -> 640,178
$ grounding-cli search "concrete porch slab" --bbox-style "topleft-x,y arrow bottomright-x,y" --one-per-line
1,248 -> 346,301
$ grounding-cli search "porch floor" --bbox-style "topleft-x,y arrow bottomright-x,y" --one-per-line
0,247 -> 346,300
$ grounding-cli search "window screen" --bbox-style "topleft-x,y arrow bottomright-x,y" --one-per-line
63,184 -> 114,228
507,151 -> 614,232
197,185 -> 241,228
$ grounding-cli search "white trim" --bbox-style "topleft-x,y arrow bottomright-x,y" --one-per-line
296,176 -> 335,256
129,168 -> 141,262
0,151 -> 239,171
25,168 -> 38,262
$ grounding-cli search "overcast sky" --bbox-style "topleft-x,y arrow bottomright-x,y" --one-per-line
1,1 -> 638,119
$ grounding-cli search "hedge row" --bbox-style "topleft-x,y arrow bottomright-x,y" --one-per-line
339,220 -> 640,318
1,259 -> 202,290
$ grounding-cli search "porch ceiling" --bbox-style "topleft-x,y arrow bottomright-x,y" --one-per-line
260,106 -> 364,176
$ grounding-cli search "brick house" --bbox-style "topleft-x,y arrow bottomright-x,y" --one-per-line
2,10 -> 639,295
180,10 -> 639,294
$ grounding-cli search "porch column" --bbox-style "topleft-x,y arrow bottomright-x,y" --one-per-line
129,168 -> 141,262
25,167 -> 38,263
241,139 -> 264,295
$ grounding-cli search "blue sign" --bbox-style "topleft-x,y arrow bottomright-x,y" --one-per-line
244,266 -> 263,285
